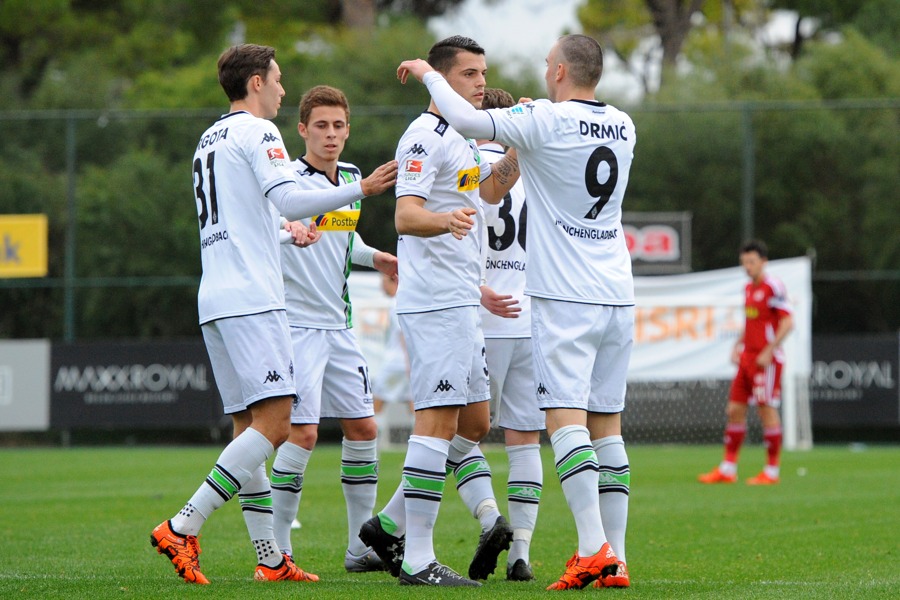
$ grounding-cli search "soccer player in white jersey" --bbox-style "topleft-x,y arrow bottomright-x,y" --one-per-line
476,87 -> 545,583
269,85 -> 398,574
150,44 -> 397,585
359,36 -> 521,587
398,33 -> 635,590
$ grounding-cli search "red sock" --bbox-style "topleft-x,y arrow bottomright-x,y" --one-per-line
723,424 -> 746,464
763,427 -> 782,467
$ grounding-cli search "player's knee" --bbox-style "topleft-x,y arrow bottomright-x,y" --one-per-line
342,418 -> 377,441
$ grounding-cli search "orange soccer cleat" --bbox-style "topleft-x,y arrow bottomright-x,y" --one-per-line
697,467 -> 737,484
593,560 -> 630,588
150,520 -> 209,584
746,471 -> 779,485
254,553 -> 319,582
547,542 -> 618,590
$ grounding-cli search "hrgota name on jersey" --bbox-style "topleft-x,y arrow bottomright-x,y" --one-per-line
197,127 -> 228,150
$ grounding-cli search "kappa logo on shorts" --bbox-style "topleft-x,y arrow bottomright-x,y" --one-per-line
537,382 -> 548,395
263,370 -> 284,384
433,379 -> 456,393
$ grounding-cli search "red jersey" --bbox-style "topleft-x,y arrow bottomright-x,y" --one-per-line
742,274 -> 791,361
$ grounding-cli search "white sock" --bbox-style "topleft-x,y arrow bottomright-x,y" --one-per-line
240,464 -> 280,567
172,427 -> 273,536
270,442 -> 311,556
550,425 -> 607,557
594,435 -> 629,564
402,435 -> 450,575
448,436 -> 501,531
506,443 -> 542,565
341,438 -> 378,555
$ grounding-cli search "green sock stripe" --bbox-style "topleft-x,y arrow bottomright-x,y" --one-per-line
455,460 -> 490,481
598,471 -> 631,488
403,474 -> 446,493
508,485 -> 542,500
209,468 -> 239,496
271,473 -> 297,485
239,496 -> 273,508
342,463 -> 378,477
557,449 -> 598,478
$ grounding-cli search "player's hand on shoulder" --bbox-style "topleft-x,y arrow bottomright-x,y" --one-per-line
480,286 -> 521,319
361,160 -> 398,196
518,97 -> 533,104
286,220 -> 320,248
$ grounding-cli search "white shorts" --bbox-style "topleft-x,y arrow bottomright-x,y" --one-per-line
202,310 -> 296,415
399,306 -> 491,410
531,298 -> 633,413
289,327 -> 375,423
486,337 -> 544,432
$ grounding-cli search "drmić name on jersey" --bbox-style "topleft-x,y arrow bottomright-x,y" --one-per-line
486,258 -> 525,271
556,219 -> 617,240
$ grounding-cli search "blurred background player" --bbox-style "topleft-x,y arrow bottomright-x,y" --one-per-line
477,87 -> 544,582
397,32 -> 636,590
270,85 -> 398,574
151,43 -> 396,586
360,35 -> 521,587
372,270 -> 415,449
699,239 -> 794,485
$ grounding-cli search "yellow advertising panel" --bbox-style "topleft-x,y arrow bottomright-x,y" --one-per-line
0,214 -> 48,278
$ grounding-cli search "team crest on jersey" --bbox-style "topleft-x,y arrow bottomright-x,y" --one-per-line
267,147 -> 286,167
457,166 -> 480,191
403,159 -> 424,181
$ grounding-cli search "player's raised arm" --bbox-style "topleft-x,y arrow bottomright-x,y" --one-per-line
268,160 -> 396,221
397,60 -> 494,141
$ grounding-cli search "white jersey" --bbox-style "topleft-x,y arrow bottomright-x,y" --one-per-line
394,112 -> 488,314
489,99 -> 636,305
193,111 -> 297,324
281,158 -> 363,330
478,142 -> 530,338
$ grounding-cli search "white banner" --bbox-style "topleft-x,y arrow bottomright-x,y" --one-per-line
350,257 -> 812,383
630,256 -> 812,382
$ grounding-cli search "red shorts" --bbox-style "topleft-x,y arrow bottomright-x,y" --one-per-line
729,352 -> 783,407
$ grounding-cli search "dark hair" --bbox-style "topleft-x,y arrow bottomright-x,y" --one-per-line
740,239 -> 769,259
299,85 -> 350,125
217,44 -> 276,102
557,34 -> 603,88
482,88 -> 514,110
427,35 -> 485,74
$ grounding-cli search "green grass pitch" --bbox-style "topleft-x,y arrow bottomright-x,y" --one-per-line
0,443 -> 897,599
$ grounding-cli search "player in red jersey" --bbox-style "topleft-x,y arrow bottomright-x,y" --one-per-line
699,240 -> 793,485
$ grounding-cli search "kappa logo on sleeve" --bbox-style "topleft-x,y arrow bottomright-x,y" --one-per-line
267,147 -> 287,166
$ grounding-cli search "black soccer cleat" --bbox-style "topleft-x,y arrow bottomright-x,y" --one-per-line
506,558 -> 535,581
468,515 -> 513,580
358,516 -> 405,577
399,561 -> 481,587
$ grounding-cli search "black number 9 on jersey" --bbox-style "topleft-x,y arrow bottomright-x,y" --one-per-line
584,145 -> 618,220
